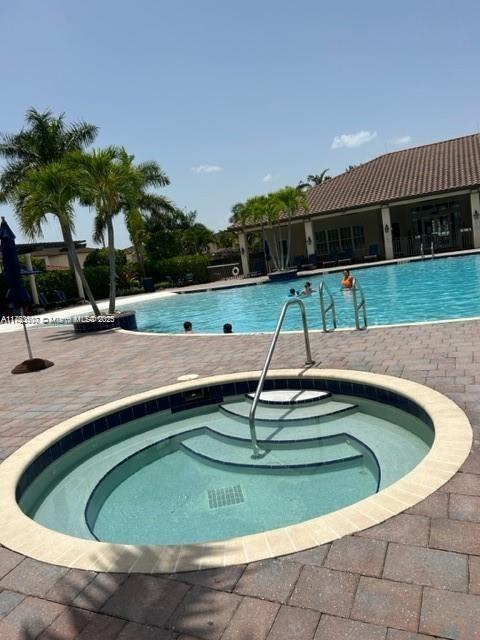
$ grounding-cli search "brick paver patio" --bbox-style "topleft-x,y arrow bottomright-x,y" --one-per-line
0,319 -> 479,639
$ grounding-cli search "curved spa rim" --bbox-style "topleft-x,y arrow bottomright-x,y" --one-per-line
0,369 -> 472,573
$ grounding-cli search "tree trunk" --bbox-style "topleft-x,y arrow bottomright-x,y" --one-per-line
135,242 -> 145,278
106,216 -> 116,314
62,224 -> 101,316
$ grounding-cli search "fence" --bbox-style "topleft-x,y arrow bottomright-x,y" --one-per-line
393,230 -> 474,258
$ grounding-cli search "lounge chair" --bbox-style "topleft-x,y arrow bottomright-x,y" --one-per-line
37,291 -> 60,310
301,254 -> 318,270
293,255 -> 305,270
338,247 -> 354,265
363,244 -> 378,262
53,290 -> 82,306
322,251 -> 338,268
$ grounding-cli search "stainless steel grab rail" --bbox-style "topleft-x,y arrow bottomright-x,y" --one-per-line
319,281 -> 337,332
248,298 -> 315,457
352,277 -> 367,330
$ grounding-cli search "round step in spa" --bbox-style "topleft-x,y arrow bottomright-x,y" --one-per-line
219,398 -> 356,423
246,389 -> 331,405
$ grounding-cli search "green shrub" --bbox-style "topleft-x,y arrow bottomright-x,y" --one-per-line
147,254 -> 209,284
117,286 -> 143,297
83,266 -> 110,299
34,270 -> 77,299
33,266 -> 111,301
155,281 -> 173,290
84,248 -> 127,269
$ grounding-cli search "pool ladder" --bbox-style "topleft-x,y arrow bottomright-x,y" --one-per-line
352,277 -> 368,330
319,281 -> 337,332
319,278 -> 368,331
248,298 -> 315,458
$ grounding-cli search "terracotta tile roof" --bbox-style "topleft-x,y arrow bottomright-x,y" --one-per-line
305,133 -> 480,217
233,134 -> 480,229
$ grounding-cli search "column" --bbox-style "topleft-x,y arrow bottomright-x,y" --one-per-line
238,231 -> 250,276
470,191 -> 480,249
381,206 -> 394,260
24,253 -> 39,306
304,219 -> 314,260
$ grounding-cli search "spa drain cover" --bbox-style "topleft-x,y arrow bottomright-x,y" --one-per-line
208,485 -> 245,509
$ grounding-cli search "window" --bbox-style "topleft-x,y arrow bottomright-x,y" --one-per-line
316,224 -> 365,253
340,227 -> 353,248
327,229 -> 341,250
315,230 -> 328,255
352,225 -> 365,248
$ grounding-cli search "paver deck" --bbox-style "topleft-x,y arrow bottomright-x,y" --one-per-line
0,319 -> 479,639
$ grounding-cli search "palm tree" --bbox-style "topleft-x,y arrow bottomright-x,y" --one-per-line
12,162 -> 101,315
297,169 -> 331,190
275,186 -> 309,268
120,155 -> 174,278
73,148 -> 174,313
0,108 -> 98,302
71,147 -> 141,314
229,202 -> 246,225
0,107 -> 98,197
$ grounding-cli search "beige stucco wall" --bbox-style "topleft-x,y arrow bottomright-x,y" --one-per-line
311,210 -> 383,259
36,251 -> 90,270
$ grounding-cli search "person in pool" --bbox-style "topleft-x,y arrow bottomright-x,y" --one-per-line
300,282 -> 313,296
223,323 -> 233,333
183,320 -> 193,333
288,287 -> 299,297
341,269 -> 354,289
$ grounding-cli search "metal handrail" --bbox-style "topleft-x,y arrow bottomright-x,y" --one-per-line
319,281 -> 337,332
352,277 -> 368,330
248,298 -> 315,457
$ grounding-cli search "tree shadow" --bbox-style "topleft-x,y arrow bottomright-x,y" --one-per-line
10,542 -> 264,640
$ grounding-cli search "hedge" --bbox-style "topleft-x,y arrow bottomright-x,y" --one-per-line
32,266 -> 110,301
147,254 -> 210,284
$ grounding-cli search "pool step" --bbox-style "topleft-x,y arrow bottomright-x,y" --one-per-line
219,399 -> 357,424
245,389 -> 331,406
180,431 -> 363,469
199,416 -> 349,445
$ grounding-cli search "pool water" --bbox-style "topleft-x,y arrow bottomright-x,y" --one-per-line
90,445 -> 374,545
122,254 -> 480,333
20,389 -> 433,546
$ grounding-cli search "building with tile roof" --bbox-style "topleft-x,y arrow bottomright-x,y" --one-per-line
235,134 -> 480,274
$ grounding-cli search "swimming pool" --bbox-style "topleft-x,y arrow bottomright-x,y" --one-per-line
122,254 -> 480,333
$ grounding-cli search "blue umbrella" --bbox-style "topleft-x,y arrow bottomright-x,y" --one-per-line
0,216 -> 53,373
0,217 -> 31,312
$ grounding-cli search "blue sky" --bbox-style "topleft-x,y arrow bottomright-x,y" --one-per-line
1,0 -> 480,247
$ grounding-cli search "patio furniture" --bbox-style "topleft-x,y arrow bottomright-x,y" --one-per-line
53,290 -> 82,306
322,251 -> 338,268
363,244 -> 378,262
338,248 -> 354,265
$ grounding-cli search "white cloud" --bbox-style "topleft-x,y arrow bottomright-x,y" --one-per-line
192,164 -> 222,174
262,173 -> 273,182
390,135 -> 412,146
331,130 -> 377,149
